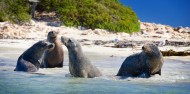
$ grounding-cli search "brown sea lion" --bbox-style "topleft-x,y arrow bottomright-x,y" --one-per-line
41,31 -> 64,68
61,36 -> 102,78
117,43 -> 164,78
14,41 -> 54,72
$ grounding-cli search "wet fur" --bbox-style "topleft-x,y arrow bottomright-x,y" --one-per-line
14,41 -> 53,72
61,36 -> 102,78
117,43 -> 164,78
41,31 -> 64,68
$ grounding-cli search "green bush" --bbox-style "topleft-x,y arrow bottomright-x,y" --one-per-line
56,0 -> 140,33
36,0 -> 140,33
0,1 -> 8,22
36,0 -> 61,12
0,0 -> 31,24
0,0 -> 140,33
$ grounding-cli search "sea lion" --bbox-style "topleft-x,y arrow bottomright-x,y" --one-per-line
117,43 -> 164,78
41,31 -> 64,68
61,36 -> 102,78
14,41 -> 54,72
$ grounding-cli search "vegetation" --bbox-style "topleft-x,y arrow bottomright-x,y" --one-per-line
0,0 -> 140,33
35,0 -> 140,33
0,0 -> 31,24
36,0 -> 61,12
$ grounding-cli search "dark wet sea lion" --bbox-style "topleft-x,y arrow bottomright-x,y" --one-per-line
117,43 -> 164,78
14,41 -> 54,72
41,31 -> 64,68
61,36 -> 102,78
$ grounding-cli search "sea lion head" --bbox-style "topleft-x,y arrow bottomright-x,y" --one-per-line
30,40 -> 54,59
142,43 -> 160,55
61,36 -> 80,51
61,36 -> 69,46
35,40 -> 54,51
47,31 -> 58,42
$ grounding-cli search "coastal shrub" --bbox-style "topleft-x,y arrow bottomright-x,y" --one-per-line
0,0 -> 140,33
0,1 -> 8,22
0,0 -> 31,24
36,0 -> 61,12
36,0 -> 140,33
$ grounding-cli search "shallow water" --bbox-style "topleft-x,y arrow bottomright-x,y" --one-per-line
0,47 -> 190,94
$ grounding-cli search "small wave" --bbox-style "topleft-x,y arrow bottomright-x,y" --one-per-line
97,74 -> 190,84
0,66 -> 15,71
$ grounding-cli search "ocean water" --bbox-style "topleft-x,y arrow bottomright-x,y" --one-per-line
0,46 -> 190,94
119,0 -> 190,27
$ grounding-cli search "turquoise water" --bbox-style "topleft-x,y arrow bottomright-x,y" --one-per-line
1,71 -> 190,94
0,47 -> 190,94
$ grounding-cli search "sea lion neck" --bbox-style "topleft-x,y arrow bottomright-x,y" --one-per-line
47,37 -> 57,43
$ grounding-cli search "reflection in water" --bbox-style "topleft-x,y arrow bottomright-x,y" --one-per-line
0,47 -> 190,94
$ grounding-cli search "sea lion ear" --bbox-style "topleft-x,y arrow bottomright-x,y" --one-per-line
68,39 -> 72,43
61,36 -> 64,41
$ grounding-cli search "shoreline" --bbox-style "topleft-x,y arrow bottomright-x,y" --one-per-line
0,39 -> 190,57
0,20 -> 190,57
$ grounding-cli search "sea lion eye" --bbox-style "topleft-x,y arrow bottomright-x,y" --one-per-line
48,31 -> 54,35
142,46 -> 145,50
68,39 -> 72,43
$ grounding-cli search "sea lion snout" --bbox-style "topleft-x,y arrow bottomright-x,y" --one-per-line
47,43 -> 54,49
61,36 -> 69,45
61,37 -> 77,49
48,31 -> 58,38
42,41 -> 54,49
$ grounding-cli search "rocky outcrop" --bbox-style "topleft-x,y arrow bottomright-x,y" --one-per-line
0,23 -> 27,39
140,22 -> 190,39
0,21 -> 189,41
161,50 -> 190,56
0,20 -> 47,39
79,39 -> 190,48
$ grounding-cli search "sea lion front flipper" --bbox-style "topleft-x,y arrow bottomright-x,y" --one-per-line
155,69 -> 161,75
29,59 -> 41,70
142,68 -> 151,78
81,70 -> 88,78
138,72 -> 150,78
143,72 -> 151,78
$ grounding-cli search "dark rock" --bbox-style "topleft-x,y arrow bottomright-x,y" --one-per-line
161,50 -> 190,56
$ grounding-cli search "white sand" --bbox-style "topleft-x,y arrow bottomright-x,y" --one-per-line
0,21 -> 190,57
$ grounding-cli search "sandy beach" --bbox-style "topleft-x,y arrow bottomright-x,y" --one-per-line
0,20 -> 190,94
1,0 -> 190,93
0,20 -> 190,75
